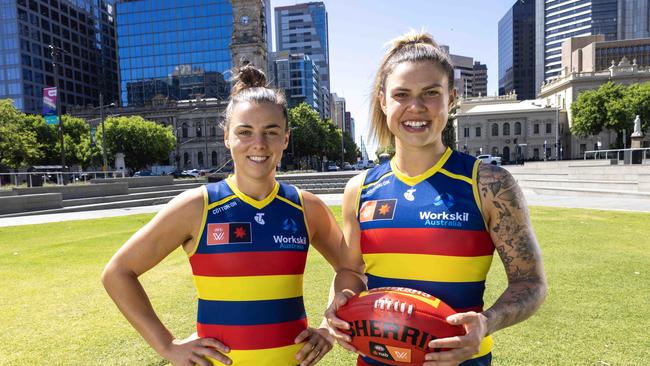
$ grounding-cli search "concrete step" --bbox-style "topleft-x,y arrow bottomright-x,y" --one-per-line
62,189 -> 186,207
518,178 -> 638,191
129,182 -> 204,194
0,195 -> 177,218
527,185 -> 650,200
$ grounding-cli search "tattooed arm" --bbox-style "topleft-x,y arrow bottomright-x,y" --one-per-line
424,164 -> 546,366
477,163 -> 547,335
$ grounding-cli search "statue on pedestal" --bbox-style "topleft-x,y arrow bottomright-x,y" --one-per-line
631,115 -> 643,137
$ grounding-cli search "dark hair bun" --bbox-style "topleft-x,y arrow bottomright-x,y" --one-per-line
232,65 -> 267,95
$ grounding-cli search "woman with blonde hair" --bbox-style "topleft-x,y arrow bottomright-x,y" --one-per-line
103,65 -> 351,366
325,31 -> 547,366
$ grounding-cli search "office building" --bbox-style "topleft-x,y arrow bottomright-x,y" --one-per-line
275,2 -> 330,92
441,45 -> 488,98
535,0 -> 650,93
498,0 -> 536,100
0,0 -> 118,114
116,0 -> 271,107
330,92 -> 345,130
270,50 -> 323,116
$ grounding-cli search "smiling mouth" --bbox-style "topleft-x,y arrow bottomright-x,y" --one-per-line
401,120 -> 430,130
247,155 -> 270,163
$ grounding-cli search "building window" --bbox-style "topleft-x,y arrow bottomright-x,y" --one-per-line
183,152 -> 189,167
463,127 -> 469,138
546,123 -> 552,134
198,151 -> 203,167
534,124 -> 539,134
580,144 -> 586,156
533,148 -> 539,159
515,122 -> 521,135
212,151 -> 218,166
181,123 -> 188,138
475,127 -> 481,137
196,125 -> 202,137
491,123 -> 498,137
503,122 -> 510,136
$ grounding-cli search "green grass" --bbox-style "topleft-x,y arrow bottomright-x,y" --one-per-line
1,207 -> 649,365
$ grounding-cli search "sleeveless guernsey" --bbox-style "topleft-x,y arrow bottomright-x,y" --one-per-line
189,179 -> 310,365
356,148 -> 494,366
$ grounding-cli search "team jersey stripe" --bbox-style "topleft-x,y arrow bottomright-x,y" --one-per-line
439,168 -> 473,185
207,342 -> 304,365
190,251 -> 307,277
197,318 -> 308,350
193,274 -> 303,301
366,273 -> 486,309
363,253 -> 493,283
360,228 -> 494,256
197,297 -> 306,325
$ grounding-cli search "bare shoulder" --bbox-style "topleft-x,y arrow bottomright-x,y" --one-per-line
477,163 -> 523,210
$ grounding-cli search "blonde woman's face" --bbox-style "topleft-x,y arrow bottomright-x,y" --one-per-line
224,102 -> 288,181
380,61 -> 455,150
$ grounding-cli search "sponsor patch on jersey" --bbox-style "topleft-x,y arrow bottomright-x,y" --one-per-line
206,222 -> 252,245
360,199 -> 397,222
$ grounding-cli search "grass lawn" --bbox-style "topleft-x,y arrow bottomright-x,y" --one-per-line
0,206 -> 649,365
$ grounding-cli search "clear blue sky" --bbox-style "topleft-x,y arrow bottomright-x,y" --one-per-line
270,0 -> 518,156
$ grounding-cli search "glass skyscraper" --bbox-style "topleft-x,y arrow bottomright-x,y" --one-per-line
116,0 -> 233,107
275,2 -> 330,92
536,0 -> 625,90
619,0 -> 650,39
0,0 -> 117,114
498,0 -> 535,100
270,51 -> 322,114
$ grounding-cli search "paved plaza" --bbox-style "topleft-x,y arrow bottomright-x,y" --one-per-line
0,191 -> 649,228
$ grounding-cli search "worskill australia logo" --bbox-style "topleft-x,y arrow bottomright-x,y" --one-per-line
419,193 -> 468,227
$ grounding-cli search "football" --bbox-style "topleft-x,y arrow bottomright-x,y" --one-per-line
336,287 -> 465,366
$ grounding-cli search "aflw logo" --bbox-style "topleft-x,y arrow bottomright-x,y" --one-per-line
272,235 -> 307,245
419,211 -> 469,221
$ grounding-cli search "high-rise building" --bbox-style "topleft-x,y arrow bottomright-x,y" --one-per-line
270,50 -> 323,115
330,92 -> 345,130
441,46 -> 487,98
498,0 -> 536,100
275,2 -> 330,92
0,0 -> 118,114
619,0 -> 650,39
116,0 -> 271,107
535,0 -> 648,92
472,61 -> 488,97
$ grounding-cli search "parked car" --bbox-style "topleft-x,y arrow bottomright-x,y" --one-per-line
133,170 -> 157,177
170,169 -> 194,178
477,154 -> 502,166
366,161 -> 376,169
183,169 -> 201,177
325,161 -> 339,172
342,162 -> 354,171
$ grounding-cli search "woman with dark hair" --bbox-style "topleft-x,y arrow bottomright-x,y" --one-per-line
102,65 -> 348,366
325,31 -> 547,366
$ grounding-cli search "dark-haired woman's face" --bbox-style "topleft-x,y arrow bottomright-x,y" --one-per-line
381,61 -> 455,150
225,102 -> 288,181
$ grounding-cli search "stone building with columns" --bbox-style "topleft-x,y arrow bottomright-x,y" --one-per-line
454,94 -> 569,162
72,98 -> 231,171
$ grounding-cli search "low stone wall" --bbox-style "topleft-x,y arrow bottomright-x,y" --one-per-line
90,176 -> 174,188
0,193 -> 62,214
12,183 -> 128,199
0,190 -> 16,197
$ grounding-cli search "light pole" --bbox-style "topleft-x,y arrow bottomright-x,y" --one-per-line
99,93 -> 115,176
49,45 -> 66,184
556,96 -> 561,160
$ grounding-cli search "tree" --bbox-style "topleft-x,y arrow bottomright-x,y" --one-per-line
571,81 -> 634,147
104,116 -> 176,171
289,103 -> 326,159
0,100 -> 41,169
624,82 -> 650,135
343,131 -> 358,163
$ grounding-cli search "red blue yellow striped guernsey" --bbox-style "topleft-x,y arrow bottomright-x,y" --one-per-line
188,178 -> 311,365
356,148 -> 495,366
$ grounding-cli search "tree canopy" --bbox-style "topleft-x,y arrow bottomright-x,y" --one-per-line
571,81 -> 650,147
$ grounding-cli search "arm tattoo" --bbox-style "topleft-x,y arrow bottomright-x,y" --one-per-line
478,163 -> 547,335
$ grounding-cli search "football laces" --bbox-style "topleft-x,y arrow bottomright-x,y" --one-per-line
373,298 -> 414,316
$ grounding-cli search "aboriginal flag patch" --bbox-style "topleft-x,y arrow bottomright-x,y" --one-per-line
360,199 -> 397,222
207,222 -> 252,245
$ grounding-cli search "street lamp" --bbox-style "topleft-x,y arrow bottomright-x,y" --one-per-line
99,93 -> 115,175
49,44 -> 67,184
